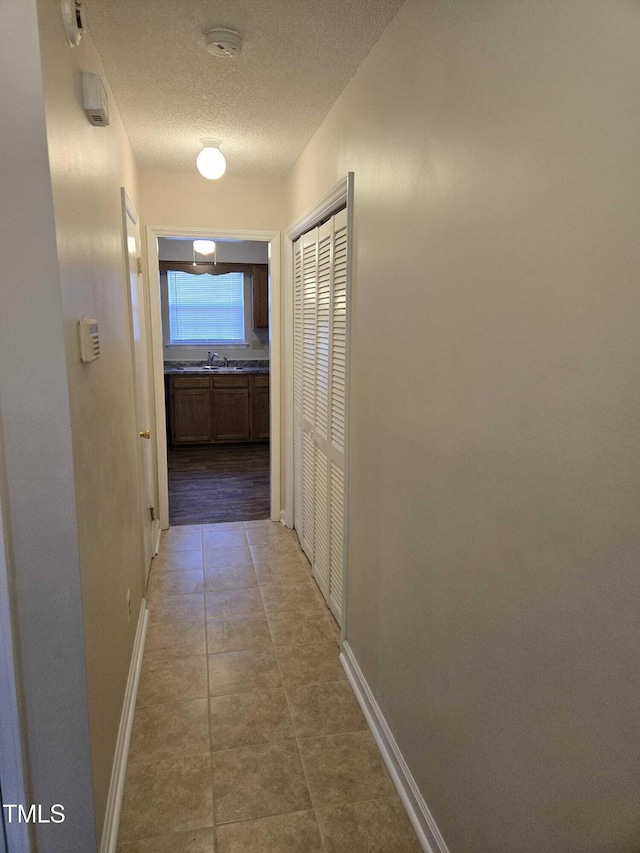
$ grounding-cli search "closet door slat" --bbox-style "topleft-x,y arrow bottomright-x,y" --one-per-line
329,461 -> 345,620
313,446 -> 330,598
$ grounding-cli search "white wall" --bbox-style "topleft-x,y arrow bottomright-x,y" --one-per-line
158,238 -> 270,361
286,2 -> 640,851
36,0 -> 146,838
0,0 -> 96,848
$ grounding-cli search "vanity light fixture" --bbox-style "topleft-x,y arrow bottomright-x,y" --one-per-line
196,139 -> 226,180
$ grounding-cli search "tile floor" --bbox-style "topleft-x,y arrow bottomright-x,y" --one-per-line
117,520 -> 421,852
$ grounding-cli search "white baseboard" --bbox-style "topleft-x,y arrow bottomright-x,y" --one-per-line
340,641 -> 449,853
99,600 -> 148,853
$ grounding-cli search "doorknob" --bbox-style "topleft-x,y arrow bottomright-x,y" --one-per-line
139,430 -> 151,439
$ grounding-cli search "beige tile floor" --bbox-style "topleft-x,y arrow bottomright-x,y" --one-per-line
117,520 -> 421,853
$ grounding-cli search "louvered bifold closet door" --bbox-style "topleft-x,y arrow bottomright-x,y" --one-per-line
293,209 -> 349,627
293,238 -> 304,542
300,228 -> 319,561
327,208 -> 349,623
311,221 -> 333,599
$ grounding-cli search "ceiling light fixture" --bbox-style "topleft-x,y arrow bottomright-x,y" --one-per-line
193,240 -> 216,255
193,240 -> 216,266
196,139 -> 226,180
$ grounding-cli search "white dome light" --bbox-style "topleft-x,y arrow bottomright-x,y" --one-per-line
196,139 -> 226,180
193,240 -> 216,255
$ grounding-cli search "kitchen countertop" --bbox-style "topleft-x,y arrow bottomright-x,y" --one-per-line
164,360 -> 269,375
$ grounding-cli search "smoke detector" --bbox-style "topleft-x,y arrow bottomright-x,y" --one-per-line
205,28 -> 243,58
61,0 -> 85,47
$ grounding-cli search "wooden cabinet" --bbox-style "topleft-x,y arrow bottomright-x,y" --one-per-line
171,376 -> 213,444
251,375 -> 270,440
251,266 -> 269,330
169,373 -> 269,446
212,375 -> 250,441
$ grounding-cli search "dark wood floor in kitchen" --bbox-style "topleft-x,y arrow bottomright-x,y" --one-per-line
168,443 -> 270,526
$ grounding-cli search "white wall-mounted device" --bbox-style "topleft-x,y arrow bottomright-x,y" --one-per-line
82,73 -> 110,126
204,28 -> 243,57
79,317 -> 100,362
62,0 -> 85,47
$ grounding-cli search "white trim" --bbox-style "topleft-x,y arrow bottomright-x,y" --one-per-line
99,601 -> 148,853
164,342 -> 251,349
153,520 -> 161,557
340,642 -> 450,853
285,174 -> 350,243
283,231 -> 295,529
340,175 -> 355,641
145,226 -> 281,529
267,233 -> 282,524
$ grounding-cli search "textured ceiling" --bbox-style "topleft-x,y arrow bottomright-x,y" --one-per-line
85,0 -> 404,177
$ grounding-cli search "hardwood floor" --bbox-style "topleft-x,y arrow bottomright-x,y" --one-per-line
168,443 -> 270,526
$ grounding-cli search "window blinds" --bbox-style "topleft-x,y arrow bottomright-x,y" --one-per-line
167,271 -> 245,343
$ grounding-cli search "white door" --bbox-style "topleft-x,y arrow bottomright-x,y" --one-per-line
293,208 -> 349,625
122,189 -> 155,584
293,237 -> 304,549
327,208 -> 348,621
311,220 -> 333,599
300,227 -> 319,561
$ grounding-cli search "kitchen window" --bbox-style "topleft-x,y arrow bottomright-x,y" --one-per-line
166,269 -> 245,344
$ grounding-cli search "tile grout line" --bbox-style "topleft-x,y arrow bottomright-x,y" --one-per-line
159,522 -> 335,847
136,527 -> 217,851
171,526 -> 216,851
250,528 -> 330,853
206,526 -> 221,851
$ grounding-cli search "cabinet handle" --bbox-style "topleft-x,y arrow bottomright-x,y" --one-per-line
139,430 -> 151,439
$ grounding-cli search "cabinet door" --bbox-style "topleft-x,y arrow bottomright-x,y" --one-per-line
213,388 -> 251,441
251,378 -> 270,440
251,265 -> 269,330
172,388 -> 213,443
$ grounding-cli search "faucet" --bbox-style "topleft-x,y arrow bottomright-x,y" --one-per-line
221,355 -> 229,368
207,351 -> 219,367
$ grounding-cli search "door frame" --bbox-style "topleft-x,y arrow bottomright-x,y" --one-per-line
284,173 -> 354,638
122,189 -> 159,582
145,225 -> 282,529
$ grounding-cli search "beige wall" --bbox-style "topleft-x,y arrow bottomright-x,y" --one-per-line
140,171 -> 285,232
286,1 -> 640,851
37,0 -> 145,837
0,0 -> 97,847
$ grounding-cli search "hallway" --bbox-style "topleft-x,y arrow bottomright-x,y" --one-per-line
117,521 -> 420,851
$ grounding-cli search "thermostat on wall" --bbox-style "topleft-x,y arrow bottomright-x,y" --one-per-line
82,72 -> 110,126
79,317 -> 100,362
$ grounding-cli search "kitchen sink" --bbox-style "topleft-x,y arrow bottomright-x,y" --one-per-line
170,365 -> 251,373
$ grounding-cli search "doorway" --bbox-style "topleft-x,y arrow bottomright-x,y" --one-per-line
145,227 -> 281,530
